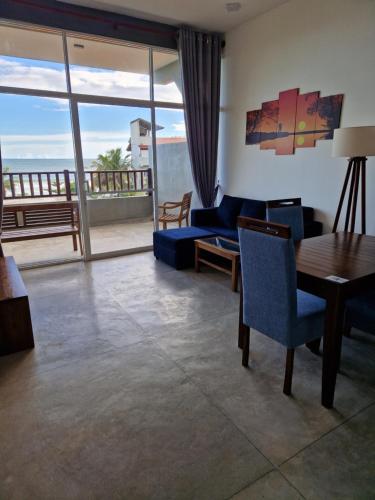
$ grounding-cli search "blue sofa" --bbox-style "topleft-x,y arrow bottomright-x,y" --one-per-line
191,195 -> 323,241
153,195 -> 323,270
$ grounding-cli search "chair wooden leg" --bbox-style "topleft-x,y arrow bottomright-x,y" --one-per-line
283,348 -> 294,395
78,231 -> 83,256
242,327 -> 250,367
72,234 -> 78,251
163,222 -> 167,230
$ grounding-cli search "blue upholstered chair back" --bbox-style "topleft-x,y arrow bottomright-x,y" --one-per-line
266,198 -> 304,242
239,221 -> 297,346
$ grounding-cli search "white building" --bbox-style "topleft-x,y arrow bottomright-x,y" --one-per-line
127,118 -> 163,168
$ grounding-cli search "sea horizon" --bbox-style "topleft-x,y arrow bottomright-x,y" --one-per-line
2,158 -> 96,172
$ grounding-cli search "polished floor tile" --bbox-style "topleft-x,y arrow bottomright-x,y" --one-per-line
280,403 -> 375,499
0,252 -> 374,499
231,470 -> 302,499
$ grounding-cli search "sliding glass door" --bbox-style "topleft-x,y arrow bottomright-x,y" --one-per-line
0,25 -> 83,266
77,103 -> 154,255
0,21 -> 187,265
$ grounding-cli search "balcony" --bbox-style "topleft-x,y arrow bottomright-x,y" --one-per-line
2,168 -> 161,264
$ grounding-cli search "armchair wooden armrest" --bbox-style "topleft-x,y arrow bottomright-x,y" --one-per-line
158,201 -> 183,210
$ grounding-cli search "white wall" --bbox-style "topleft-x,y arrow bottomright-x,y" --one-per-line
157,142 -> 199,209
219,0 -> 375,234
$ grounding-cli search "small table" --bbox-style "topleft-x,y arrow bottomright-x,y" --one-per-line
295,232 -> 375,408
195,237 -> 240,291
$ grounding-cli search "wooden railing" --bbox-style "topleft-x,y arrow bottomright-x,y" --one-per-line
2,168 -> 153,200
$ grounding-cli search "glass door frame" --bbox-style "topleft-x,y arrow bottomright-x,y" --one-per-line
0,19 -> 184,264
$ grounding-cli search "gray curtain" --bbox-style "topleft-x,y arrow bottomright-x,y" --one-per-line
178,26 -> 222,208
0,144 -> 3,257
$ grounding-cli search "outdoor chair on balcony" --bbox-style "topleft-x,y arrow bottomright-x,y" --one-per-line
158,191 -> 192,230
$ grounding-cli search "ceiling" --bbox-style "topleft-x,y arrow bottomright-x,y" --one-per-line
60,0 -> 289,32
0,24 -> 178,72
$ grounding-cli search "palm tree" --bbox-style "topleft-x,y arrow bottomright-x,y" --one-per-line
91,148 -> 131,171
91,148 -> 132,193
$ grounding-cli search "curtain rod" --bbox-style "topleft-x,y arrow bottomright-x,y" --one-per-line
9,0 -> 177,38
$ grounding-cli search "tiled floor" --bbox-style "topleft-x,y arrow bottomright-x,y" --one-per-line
0,253 -> 374,499
2,220 -> 156,266
3,220 -> 182,266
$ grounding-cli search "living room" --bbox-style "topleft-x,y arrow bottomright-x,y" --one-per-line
0,0 -> 374,498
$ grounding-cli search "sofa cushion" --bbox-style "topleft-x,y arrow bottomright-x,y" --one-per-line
302,206 -> 315,223
191,207 -> 219,227
217,195 -> 244,228
240,199 -> 266,220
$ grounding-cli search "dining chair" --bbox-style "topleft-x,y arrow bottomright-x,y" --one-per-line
266,198 -> 304,242
344,290 -> 375,336
158,191 -> 193,230
238,216 -> 326,395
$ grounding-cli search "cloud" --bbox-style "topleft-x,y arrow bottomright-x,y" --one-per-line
1,130 -> 131,159
0,56 -> 184,158
0,57 -> 66,92
2,131 -> 130,143
172,121 -> 186,132
0,57 -> 182,102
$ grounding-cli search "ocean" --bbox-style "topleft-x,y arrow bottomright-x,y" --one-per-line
2,159 -> 95,173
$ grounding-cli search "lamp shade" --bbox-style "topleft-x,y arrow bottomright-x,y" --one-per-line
332,126 -> 375,157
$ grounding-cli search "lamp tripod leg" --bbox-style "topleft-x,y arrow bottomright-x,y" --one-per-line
350,159 -> 361,233
344,161 -> 357,232
332,159 -> 353,233
361,158 -> 367,234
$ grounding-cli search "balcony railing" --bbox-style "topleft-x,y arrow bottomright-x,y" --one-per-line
2,168 -> 153,200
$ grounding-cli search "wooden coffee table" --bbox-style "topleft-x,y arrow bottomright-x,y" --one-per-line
194,237 -> 240,291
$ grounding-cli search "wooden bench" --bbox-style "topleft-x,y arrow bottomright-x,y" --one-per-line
0,256 -> 34,355
2,201 -> 83,254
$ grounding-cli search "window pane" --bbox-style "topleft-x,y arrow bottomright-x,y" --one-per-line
0,94 -> 80,265
68,37 -> 150,100
0,25 -> 67,91
153,51 -> 182,103
155,108 -> 196,209
78,103 -> 154,253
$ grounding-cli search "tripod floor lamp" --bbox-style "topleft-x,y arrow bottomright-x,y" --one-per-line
332,126 -> 375,234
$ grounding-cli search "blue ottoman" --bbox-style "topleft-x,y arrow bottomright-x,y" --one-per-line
153,227 -> 216,270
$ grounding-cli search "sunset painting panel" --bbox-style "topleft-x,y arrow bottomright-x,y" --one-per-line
276,88 -> 298,155
260,100 -> 279,150
294,91 -> 319,149
245,88 -> 343,155
314,94 -> 343,141
245,109 -> 262,145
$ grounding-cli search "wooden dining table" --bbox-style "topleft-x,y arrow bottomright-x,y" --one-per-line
238,231 -> 375,408
295,232 -> 375,408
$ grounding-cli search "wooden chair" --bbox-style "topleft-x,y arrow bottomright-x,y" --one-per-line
158,191 -> 192,230
266,198 -> 304,242
237,216 -> 326,395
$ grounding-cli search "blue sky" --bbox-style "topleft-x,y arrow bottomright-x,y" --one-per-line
0,56 -> 185,159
